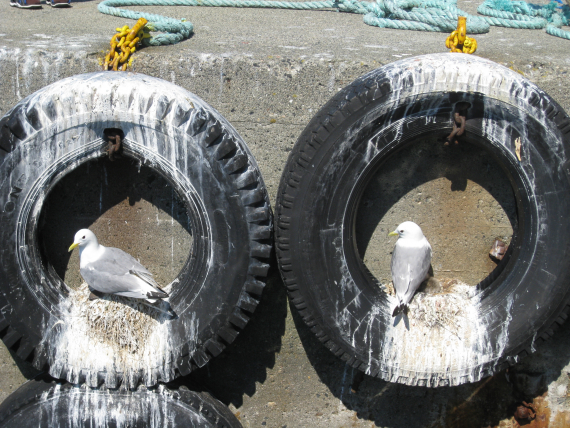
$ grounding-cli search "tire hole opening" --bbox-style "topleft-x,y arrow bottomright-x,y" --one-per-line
355,137 -> 518,293
38,156 -> 193,292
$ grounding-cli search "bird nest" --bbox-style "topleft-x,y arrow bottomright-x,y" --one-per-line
61,283 -> 172,371
43,280 -> 182,387
383,278 -> 476,337
73,283 -> 168,354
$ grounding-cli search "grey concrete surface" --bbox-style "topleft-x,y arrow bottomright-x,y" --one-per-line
1,0 -> 570,426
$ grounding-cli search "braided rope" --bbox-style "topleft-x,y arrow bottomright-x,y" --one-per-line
97,0 -> 570,45
477,0 -> 570,37
547,22 -> 570,38
363,13 -> 445,30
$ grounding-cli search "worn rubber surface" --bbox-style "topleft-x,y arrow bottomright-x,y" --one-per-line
0,374 -> 242,428
275,54 -> 570,387
0,72 -> 272,388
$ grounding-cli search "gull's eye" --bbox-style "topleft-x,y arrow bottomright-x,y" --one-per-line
400,230 -> 404,233
82,236 -> 86,239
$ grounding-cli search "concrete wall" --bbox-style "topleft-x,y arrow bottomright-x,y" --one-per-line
2,0 -> 570,426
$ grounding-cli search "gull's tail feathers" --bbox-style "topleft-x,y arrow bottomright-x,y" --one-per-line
392,303 -> 408,317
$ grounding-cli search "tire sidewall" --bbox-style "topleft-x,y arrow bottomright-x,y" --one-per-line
278,54 -> 570,383
0,72 -> 270,386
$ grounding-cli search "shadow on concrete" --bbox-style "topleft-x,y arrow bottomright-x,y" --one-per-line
185,261 -> 288,408
292,300 -> 570,427
7,350 -> 42,381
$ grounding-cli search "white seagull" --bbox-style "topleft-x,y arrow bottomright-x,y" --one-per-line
388,221 -> 432,317
68,229 -> 169,303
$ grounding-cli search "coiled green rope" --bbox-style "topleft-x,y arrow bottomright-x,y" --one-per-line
97,0 -> 570,46
478,0 -> 570,38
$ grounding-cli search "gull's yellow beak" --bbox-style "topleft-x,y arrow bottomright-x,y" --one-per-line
68,242 -> 79,252
388,231 -> 399,237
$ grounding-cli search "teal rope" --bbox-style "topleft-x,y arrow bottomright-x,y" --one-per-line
477,0 -> 570,38
547,23 -> 570,39
97,0 -> 570,45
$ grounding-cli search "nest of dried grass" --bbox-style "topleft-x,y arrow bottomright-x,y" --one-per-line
68,283 -> 167,357
384,278 -> 476,337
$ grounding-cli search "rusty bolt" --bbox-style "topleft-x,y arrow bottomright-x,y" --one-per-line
489,239 -> 508,261
104,129 -> 123,161
444,102 -> 470,146
514,401 -> 536,422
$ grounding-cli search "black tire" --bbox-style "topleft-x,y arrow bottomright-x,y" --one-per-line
0,72 -> 272,388
275,53 -> 570,387
0,375 -> 242,428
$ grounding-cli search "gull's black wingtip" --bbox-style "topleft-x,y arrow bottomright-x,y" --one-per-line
147,290 -> 169,299
392,304 -> 405,317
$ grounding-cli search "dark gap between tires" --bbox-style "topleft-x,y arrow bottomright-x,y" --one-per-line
38,156 -> 193,290
355,137 -> 517,289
